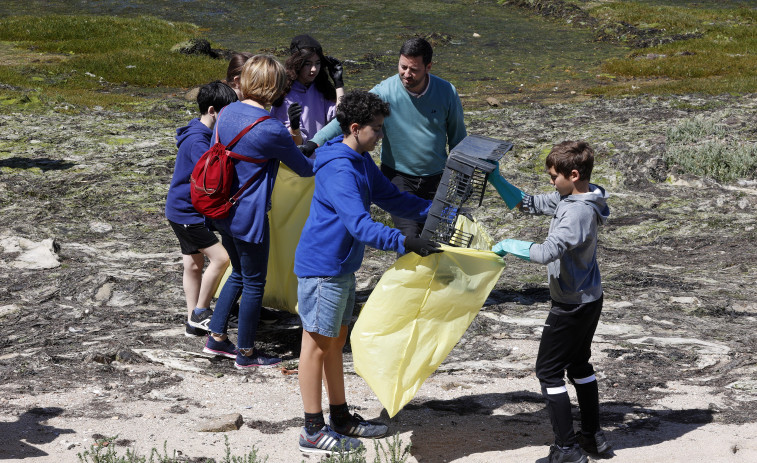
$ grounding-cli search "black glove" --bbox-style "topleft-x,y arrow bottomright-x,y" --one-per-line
298,140 -> 318,157
287,102 -> 302,131
325,56 -> 344,89
404,236 -> 443,257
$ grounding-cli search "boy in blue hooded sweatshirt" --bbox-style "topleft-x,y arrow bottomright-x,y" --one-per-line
165,81 -> 237,337
489,141 -> 612,463
294,90 -> 442,454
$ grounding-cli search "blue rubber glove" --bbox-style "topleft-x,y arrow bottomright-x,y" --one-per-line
492,239 -> 533,261
488,161 -> 525,209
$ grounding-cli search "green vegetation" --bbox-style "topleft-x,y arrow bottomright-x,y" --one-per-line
664,115 -> 757,182
77,437 -> 267,463
585,3 -> 757,96
76,434 -> 411,463
0,4 -> 755,112
0,15 -> 227,110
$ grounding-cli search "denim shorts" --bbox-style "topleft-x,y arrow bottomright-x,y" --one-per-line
297,273 -> 356,338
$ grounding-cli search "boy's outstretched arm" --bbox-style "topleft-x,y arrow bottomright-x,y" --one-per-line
492,238 -> 533,261
488,161 -> 526,209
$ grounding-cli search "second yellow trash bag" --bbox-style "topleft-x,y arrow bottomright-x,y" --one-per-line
214,163 -> 314,314
351,218 -> 505,417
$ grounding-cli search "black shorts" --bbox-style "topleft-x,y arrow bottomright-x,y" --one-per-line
168,220 -> 219,255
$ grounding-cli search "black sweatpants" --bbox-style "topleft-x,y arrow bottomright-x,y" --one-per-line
380,164 -> 442,239
535,295 -> 603,447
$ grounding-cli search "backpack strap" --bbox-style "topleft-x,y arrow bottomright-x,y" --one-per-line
224,115 -> 273,205
229,162 -> 268,205
213,110 -> 272,162
226,116 -> 270,148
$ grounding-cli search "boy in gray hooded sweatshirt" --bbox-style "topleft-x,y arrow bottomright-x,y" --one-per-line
489,140 -> 611,463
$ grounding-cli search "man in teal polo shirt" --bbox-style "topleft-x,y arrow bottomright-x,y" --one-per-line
304,37 -> 467,239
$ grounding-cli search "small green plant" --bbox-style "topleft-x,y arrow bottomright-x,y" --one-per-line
320,445 -> 368,463
663,115 -> 757,183
666,114 -> 726,145
317,433 -> 410,463
76,435 -> 267,463
219,435 -> 267,463
372,433 -> 412,463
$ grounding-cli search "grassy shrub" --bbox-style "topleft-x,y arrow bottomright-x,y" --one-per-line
0,15 -> 228,109
664,115 -> 757,183
76,433 -> 412,463
586,3 -> 757,95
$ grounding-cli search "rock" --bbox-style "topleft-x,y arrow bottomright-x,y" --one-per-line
89,221 -> 112,233
472,32 -> 481,38
170,38 -> 235,60
608,300 -> 633,309
0,236 -> 60,269
0,304 -> 20,318
171,38 -> 212,56
94,283 -> 113,303
108,291 -> 136,307
196,413 -> 243,432
670,296 -> 701,306
486,96 -> 500,107
185,87 -> 201,101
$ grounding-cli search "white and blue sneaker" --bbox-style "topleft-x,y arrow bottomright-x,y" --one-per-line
298,425 -> 362,454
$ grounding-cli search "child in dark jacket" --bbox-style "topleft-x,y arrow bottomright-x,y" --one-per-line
294,90 -> 442,455
165,81 -> 236,337
490,141 -> 612,463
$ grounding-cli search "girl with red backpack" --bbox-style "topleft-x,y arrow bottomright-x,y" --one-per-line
202,55 -> 314,368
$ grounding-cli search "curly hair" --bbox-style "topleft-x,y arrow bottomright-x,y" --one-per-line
336,90 -> 390,135
273,48 -> 337,107
546,140 -> 595,182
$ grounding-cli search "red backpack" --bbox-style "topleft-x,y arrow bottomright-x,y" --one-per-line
190,115 -> 270,219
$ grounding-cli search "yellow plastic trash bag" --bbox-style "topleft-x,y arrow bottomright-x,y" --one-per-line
351,218 -> 505,417
215,163 -> 314,314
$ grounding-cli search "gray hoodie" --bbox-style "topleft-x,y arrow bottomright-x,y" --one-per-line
523,184 -> 610,305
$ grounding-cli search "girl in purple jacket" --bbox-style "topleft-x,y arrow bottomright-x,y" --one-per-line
270,35 -> 345,147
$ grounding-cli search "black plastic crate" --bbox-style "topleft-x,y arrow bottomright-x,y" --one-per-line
420,135 -> 513,247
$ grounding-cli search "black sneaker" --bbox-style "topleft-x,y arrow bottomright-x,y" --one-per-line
228,312 -> 239,329
547,444 -> 587,463
227,302 -> 239,329
184,322 -> 208,337
578,430 -> 612,455
189,308 -> 213,331
330,412 -> 388,438
259,306 -> 281,325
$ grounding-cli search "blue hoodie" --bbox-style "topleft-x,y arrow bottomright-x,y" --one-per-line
294,136 -> 432,278
165,118 -> 211,224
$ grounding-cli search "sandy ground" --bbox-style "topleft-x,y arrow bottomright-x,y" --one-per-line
2,319 -> 757,463
2,93 -> 756,462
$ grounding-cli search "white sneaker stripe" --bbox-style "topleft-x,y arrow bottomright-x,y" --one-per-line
319,435 -> 335,450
